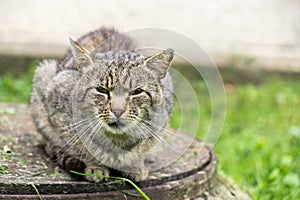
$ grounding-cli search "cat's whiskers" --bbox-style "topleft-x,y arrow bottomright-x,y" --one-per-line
135,115 -> 176,137
137,121 -> 182,154
52,115 -> 100,159
80,119 -> 104,157
54,116 -> 97,132
49,119 -> 93,155
64,116 -> 104,164
132,115 -> 183,154
137,121 -> 166,146
48,116 -> 99,156
132,123 -> 156,147
68,116 -> 101,152
56,117 -> 102,169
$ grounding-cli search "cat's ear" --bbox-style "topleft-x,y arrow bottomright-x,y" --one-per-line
69,38 -> 93,70
144,48 -> 174,79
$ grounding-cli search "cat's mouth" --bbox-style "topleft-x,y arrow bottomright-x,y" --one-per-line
108,120 -> 126,129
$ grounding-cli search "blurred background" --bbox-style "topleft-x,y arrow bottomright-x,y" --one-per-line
0,0 -> 299,199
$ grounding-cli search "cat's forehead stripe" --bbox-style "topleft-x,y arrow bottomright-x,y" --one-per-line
95,50 -> 145,67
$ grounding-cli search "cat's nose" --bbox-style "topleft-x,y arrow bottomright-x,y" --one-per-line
111,109 -> 125,118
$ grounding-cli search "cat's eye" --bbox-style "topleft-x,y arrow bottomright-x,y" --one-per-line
96,86 -> 109,94
130,88 -> 144,96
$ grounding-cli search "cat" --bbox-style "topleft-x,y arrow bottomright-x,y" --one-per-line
30,27 -> 174,182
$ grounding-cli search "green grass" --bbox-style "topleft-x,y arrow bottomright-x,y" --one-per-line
216,79 -> 300,199
0,62 -> 36,103
0,65 -> 299,199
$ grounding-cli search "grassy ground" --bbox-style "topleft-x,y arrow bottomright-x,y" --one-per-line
0,64 -> 299,199
217,79 -> 300,199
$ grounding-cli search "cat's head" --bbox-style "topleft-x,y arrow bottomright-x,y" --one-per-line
70,38 -> 174,136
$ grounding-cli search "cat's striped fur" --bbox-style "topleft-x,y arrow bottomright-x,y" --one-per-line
30,27 -> 174,182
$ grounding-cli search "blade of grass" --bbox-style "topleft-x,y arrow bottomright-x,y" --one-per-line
30,183 -> 43,200
102,182 -> 144,197
70,170 -> 150,200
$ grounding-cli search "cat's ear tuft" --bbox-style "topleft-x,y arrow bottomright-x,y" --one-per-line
69,38 -> 93,70
144,48 -> 174,79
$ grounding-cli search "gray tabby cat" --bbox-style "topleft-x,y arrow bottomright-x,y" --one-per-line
30,27 -> 174,182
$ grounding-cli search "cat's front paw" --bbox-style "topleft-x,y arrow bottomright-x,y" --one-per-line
121,168 -> 148,182
84,165 -> 110,183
